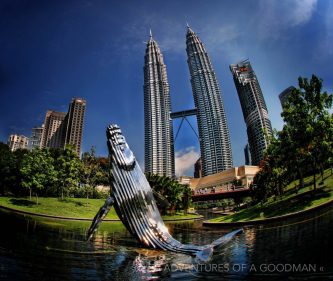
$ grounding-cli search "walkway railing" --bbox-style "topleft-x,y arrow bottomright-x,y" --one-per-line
192,187 -> 250,202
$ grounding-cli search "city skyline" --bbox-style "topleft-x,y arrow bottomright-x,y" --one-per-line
0,0 -> 332,176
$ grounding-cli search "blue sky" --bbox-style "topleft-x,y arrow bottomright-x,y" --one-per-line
0,0 -> 332,176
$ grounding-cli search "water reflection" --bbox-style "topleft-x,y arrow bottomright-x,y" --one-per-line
0,206 -> 333,280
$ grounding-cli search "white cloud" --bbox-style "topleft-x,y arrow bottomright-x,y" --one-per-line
203,24 -> 240,47
175,146 -> 200,176
293,0 -> 317,25
118,13 -> 186,55
316,1 -> 333,59
199,23 -> 244,61
257,0 -> 317,38
119,14 -> 242,58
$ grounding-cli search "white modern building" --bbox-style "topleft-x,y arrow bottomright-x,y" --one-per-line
7,134 -> 29,151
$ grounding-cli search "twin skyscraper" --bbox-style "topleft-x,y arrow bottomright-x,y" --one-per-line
144,26 -> 272,178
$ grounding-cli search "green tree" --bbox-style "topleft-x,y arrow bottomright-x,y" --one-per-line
20,148 -> 57,203
0,143 -> 16,195
182,184 -> 192,214
168,181 -> 184,214
55,145 -> 82,199
278,126 -> 307,192
12,148 -> 30,196
232,179 -> 243,189
252,75 -> 333,202
146,173 -> 192,215
251,137 -> 288,203
251,161 -> 271,203
281,75 -> 333,191
146,174 -> 173,215
81,147 -> 110,198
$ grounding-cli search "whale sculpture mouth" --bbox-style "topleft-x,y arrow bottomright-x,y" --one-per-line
87,124 -> 242,262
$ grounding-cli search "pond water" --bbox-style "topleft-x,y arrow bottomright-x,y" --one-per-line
0,205 -> 332,280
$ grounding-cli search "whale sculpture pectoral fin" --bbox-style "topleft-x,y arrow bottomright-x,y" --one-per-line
87,196 -> 114,241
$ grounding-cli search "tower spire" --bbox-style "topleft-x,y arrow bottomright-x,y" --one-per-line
149,29 -> 153,38
186,23 -> 194,35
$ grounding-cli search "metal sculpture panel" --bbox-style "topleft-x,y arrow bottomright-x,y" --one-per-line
88,124 -> 241,262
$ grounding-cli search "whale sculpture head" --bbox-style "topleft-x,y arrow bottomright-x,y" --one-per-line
107,124 -> 135,170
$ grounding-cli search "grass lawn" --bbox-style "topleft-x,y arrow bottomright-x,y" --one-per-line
209,169 -> 333,223
162,212 -> 202,220
0,197 -> 119,219
0,196 -> 201,221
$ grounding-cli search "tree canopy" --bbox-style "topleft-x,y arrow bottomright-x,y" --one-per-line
20,148 -> 57,202
0,144 -> 109,200
146,173 -> 192,215
252,75 -> 333,202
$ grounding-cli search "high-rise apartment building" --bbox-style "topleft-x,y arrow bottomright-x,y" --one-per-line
7,134 -> 29,151
143,32 -> 174,177
28,125 -> 43,150
186,26 -> 233,176
40,97 -> 86,155
64,98 -> 86,155
40,110 -> 67,149
230,60 -> 272,165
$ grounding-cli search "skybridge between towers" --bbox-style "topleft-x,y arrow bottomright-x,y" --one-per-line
170,108 -> 197,119
170,108 -> 198,143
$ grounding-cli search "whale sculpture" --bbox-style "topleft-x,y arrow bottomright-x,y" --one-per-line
87,124 -> 242,262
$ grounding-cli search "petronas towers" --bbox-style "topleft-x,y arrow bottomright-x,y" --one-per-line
144,27 -> 233,177
144,32 -> 175,177
186,27 -> 233,175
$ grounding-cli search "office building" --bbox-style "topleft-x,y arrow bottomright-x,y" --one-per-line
40,97 -> 86,155
230,60 -> 272,165
40,110 -> 67,149
190,165 -> 259,192
64,98 -> 86,155
186,26 -> 233,176
177,176 -> 192,186
28,126 -> 43,150
279,86 -> 295,108
143,31 -> 174,177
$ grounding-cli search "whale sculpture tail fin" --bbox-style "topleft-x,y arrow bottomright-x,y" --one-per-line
195,246 -> 214,263
195,228 -> 243,263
